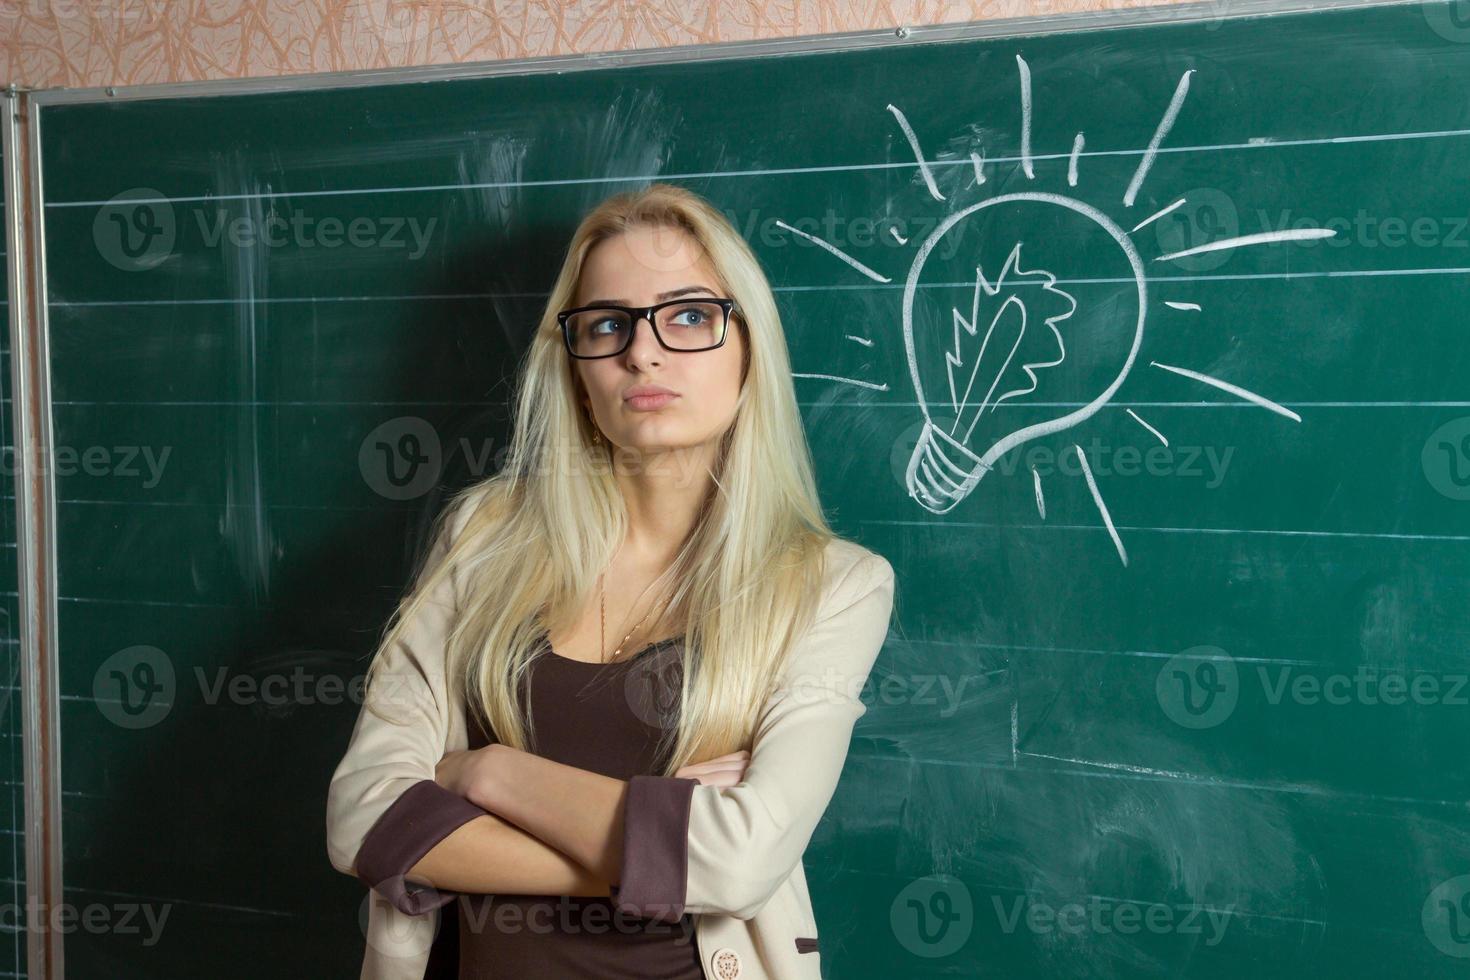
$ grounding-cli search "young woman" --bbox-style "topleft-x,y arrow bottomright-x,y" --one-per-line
325,182 -> 896,980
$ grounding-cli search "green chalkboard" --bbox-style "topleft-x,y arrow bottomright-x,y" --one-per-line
27,0 -> 1470,975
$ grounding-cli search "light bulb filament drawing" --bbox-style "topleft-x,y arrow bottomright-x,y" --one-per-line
944,242 -> 1078,447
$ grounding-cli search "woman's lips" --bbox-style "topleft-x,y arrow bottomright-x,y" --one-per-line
625,392 -> 678,411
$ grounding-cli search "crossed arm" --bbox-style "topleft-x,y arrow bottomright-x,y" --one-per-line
400,808 -> 613,898
404,744 -> 750,893
327,542 -> 894,921
403,750 -> 653,895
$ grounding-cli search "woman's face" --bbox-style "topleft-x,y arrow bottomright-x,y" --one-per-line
571,224 -> 746,461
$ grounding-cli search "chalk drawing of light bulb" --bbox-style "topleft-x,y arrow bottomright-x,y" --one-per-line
771,55 -> 1335,561
904,193 -> 1147,514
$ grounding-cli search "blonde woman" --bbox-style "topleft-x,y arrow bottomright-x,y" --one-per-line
325,182 -> 896,980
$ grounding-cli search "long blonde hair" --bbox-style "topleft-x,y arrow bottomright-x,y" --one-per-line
364,182 -> 835,773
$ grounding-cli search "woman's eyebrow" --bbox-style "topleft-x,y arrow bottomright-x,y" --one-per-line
583,285 -> 718,305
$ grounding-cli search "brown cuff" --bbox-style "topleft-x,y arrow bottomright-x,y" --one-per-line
355,778 -> 488,915
613,775 -> 698,924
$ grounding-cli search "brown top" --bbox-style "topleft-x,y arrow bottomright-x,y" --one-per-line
455,634 -> 702,979
356,632 -> 703,979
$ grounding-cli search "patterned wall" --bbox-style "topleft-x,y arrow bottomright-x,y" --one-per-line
1,0 -> 1196,90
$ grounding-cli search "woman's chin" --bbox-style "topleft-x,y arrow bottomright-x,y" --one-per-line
607,432 -> 717,461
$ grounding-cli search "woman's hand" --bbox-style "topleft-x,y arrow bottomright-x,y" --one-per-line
435,746 -> 500,809
674,749 -> 750,788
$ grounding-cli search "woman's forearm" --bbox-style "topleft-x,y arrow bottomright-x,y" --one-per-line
407,810 -> 613,897
465,744 -> 629,884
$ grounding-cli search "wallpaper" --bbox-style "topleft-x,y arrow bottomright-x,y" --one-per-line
1,0 -> 1196,90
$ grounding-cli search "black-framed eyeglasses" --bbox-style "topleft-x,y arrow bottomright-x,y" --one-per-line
557,297 -> 741,359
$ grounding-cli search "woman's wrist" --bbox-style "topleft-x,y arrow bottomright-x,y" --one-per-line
466,743 -> 511,811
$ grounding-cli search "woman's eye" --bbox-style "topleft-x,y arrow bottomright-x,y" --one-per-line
590,317 -> 623,335
668,307 -> 708,327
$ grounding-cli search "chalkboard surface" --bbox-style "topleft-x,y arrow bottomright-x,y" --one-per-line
28,0 -> 1470,975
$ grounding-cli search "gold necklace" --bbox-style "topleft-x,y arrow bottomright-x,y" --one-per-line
599,570 -> 673,664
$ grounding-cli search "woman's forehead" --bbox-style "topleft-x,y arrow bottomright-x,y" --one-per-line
578,229 -> 719,300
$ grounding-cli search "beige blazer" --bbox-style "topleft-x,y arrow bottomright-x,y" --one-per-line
325,496 -> 896,980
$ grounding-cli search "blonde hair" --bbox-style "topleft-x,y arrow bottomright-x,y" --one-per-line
363,182 -> 835,772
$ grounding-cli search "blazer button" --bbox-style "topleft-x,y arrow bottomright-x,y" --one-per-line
710,945 -> 743,979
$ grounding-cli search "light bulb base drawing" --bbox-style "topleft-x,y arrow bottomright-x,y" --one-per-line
906,419 -> 990,514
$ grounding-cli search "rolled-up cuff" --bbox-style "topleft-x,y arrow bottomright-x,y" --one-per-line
355,778 -> 488,915
613,775 -> 698,924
